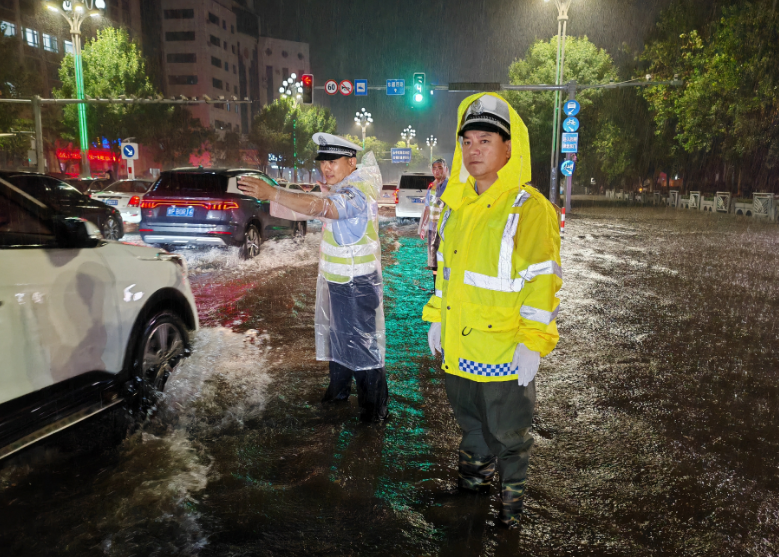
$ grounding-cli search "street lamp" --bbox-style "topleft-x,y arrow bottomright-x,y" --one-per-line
46,0 -> 104,178
353,108 -> 373,150
401,125 -> 416,148
426,135 -> 437,163
545,0 -> 573,205
279,73 -> 303,107
279,74 -> 303,180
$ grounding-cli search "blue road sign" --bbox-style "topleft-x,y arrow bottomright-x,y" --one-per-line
562,117 -> 580,133
391,148 -> 412,163
122,144 -> 136,158
386,79 -> 405,96
560,160 -> 576,177
355,79 -> 368,96
563,99 -> 581,117
561,133 -> 579,153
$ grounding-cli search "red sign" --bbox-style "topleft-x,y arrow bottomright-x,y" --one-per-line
56,148 -> 121,163
339,80 -> 353,96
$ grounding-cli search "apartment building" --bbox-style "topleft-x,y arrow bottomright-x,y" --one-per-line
258,36 -> 310,107
0,0 -> 142,95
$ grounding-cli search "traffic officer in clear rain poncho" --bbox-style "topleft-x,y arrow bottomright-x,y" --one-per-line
422,93 -> 562,527
238,133 -> 388,422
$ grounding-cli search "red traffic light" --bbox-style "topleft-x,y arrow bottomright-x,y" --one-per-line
302,74 -> 314,104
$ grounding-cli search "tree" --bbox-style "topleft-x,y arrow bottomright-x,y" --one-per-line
643,0 -> 779,192
342,134 -> 392,163
504,36 -> 619,191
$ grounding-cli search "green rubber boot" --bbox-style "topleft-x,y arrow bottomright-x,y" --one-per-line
499,480 -> 526,528
457,450 -> 497,494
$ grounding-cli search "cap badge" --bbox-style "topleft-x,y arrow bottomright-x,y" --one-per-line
318,136 -> 328,146
472,100 -> 483,115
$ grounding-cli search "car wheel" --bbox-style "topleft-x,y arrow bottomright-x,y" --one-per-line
240,224 -> 261,259
294,221 -> 307,237
102,216 -> 121,240
133,310 -> 188,415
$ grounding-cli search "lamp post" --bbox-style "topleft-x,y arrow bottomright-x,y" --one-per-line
279,74 -> 302,180
46,0 -> 104,178
354,108 -> 373,150
426,135 -> 437,163
545,0 -> 573,205
401,125 -> 416,148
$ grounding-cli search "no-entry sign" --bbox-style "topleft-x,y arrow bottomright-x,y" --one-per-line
339,80 -> 353,96
325,80 -> 338,95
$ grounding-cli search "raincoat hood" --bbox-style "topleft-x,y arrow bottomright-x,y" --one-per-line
441,93 -> 532,211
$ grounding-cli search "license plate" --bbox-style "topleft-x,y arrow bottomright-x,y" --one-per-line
104,199 -> 118,205
167,206 -> 195,217
411,197 -> 425,203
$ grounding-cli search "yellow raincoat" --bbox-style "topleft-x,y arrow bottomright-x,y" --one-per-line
422,93 -> 562,382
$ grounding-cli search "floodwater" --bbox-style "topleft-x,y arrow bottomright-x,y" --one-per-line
1,205 -> 777,556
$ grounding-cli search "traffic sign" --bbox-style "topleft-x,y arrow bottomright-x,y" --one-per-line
339,80 -> 353,96
354,79 -> 368,96
391,148 -> 412,163
386,79 -> 405,96
560,160 -> 576,177
325,80 -> 338,95
561,133 -> 579,153
121,142 -> 138,160
562,117 -> 580,133
563,99 -> 581,117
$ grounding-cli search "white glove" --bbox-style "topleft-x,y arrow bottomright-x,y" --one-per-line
428,322 -> 442,356
510,343 -> 540,387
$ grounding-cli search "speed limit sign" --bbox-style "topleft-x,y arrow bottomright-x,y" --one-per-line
325,80 -> 338,95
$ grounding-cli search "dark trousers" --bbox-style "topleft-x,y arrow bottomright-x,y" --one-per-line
323,361 -> 389,422
445,373 -> 535,485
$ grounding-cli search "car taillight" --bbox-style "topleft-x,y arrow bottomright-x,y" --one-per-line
394,189 -> 399,204
139,200 -> 239,210
128,196 -> 140,207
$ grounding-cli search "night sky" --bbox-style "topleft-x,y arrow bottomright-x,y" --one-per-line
256,0 -> 673,159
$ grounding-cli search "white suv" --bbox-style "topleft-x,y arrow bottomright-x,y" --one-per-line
0,178 -> 198,460
395,172 -> 434,218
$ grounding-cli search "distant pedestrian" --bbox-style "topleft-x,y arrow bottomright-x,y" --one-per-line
238,133 -> 388,422
418,158 -> 449,290
423,93 -> 562,528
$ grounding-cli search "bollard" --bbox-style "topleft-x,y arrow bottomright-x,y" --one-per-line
561,207 -> 566,239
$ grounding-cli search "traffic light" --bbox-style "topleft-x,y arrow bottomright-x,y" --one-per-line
412,72 -> 425,105
301,74 -> 314,104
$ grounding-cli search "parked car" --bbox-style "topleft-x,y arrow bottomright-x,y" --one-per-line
0,175 -> 198,460
395,173 -> 434,218
66,177 -> 112,195
91,179 -> 154,225
379,184 -> 397,206
139,168 -> 305,258
0,171 -> 124,240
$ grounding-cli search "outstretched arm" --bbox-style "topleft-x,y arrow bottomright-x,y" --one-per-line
237,176 -> 340,219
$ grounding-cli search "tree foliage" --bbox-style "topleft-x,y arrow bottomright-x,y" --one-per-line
504,36 -> 619,190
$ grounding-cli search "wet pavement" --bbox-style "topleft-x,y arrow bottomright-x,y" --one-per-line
1,206 -> 778,556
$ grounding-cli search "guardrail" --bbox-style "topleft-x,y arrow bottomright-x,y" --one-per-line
601,189 -> 778,221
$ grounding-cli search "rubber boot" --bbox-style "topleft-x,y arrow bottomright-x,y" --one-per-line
457,450 -> 497,494
498,480 -> 526,528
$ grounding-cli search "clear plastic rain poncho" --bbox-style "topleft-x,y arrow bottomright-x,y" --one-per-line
314,152 -> 385,371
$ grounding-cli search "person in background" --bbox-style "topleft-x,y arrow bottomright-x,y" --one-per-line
418,158 -> 449,290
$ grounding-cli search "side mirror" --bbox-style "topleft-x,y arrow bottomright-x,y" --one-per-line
53,216 -> 103,248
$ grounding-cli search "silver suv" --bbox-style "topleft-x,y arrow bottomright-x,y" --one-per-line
395,172 -> 434,218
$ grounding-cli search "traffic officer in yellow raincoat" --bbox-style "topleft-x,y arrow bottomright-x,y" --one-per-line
422,93 -> 562,527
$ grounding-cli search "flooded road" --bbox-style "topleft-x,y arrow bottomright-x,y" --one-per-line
1,206 -> 777,556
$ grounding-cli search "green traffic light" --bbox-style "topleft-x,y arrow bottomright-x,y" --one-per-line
412,72 -> 426,105
414,93 -> 423,103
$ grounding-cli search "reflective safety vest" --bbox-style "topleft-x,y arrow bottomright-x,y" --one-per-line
423,184 -> 562,382
319,181 -> 380,284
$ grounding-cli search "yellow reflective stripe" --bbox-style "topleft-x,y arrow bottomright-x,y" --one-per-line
320,259 -> 377,279
323,227 -> 371,247
322,253 -> 376,265
321,240 -> 379,258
